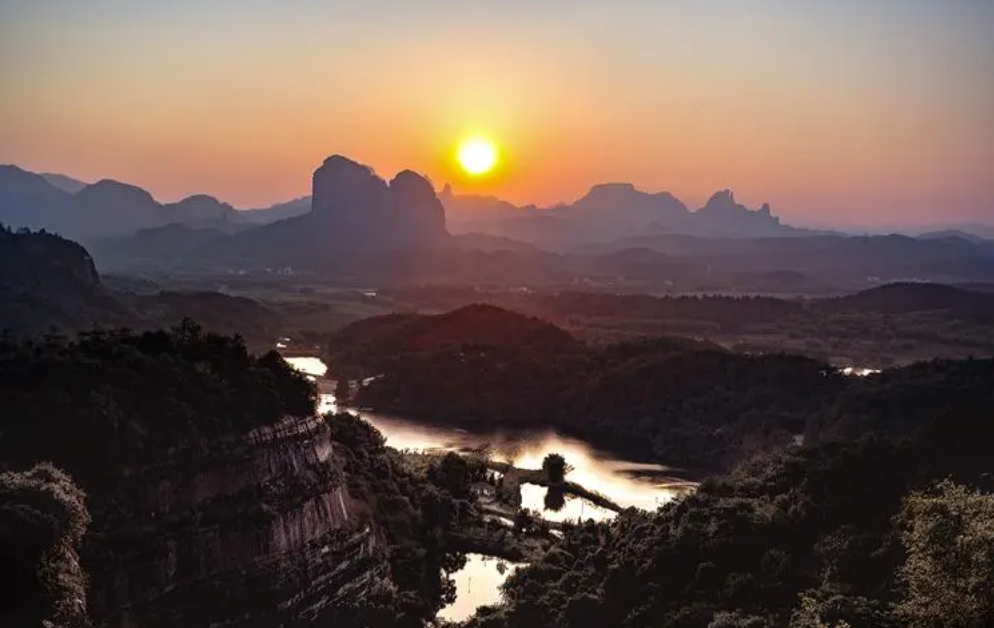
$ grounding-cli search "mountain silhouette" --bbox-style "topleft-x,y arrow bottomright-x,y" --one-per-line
442,182 -> 800,244
0,168 -> 284,241
199,155 -> 448,269
165,194 -> 237,226
0,165 -> 70,231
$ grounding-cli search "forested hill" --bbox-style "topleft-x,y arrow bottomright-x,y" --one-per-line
0,226 -> 281,341
465,415 -> 994,628
0,323 -> 316,488
0,225 -> 130,335
327,304 -> 585,374
328,304 -> 994,471
828,281 -> 994,320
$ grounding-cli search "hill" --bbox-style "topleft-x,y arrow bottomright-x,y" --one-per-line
0,226 -> 282,342
328,303 -> 994,469
830,282 -> 994,321
0,226 -> 130,335
328,304 -> 584,377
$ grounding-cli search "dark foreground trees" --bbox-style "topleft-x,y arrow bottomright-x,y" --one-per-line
0,321 -> 316,487
465,412 -> 994,628
0,463 -> 91,628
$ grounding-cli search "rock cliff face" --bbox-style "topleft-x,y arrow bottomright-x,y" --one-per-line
695,189 -> 783,236
311,155 -> 446,248
85,414 -> 386,627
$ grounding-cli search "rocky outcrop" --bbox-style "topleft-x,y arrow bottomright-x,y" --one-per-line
86,414 -> 385,627
390,169 -> 446,240
310,155 -> 446,248
694,189 -> 784,236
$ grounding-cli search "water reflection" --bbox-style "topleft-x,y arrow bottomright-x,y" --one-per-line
842,366 -> 882,377
285,356 -> 694,620
286,356 -> 690,514
438,554 -> 522,622
520,483 -> 615,523
355,408 -> 687,512
285,357 -> 328,378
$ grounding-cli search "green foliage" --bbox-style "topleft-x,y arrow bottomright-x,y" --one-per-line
329,304 -> 860,470
897,480 -> 994,628
0,463 -> 91,628
325,413 -> 475,627
428,452 -> 486,501
469,423 -> 994,628
329,303 -> 994,472
0,321 -> 317,489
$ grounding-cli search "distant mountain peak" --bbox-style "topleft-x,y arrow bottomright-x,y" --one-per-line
702,189 -> 739,212
307,153 -> 446,246
320,154 -> 376,175
582,182 -> 639,200
700,189 -> 776,218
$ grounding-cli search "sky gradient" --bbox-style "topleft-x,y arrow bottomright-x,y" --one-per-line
1,0 -> 991,226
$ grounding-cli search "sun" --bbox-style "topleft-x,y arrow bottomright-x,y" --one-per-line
457,138 -> 498,176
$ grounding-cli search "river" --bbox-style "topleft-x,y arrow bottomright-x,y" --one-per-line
284,356 -> 693,621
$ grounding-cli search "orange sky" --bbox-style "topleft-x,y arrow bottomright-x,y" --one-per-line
1,0 -> 991,225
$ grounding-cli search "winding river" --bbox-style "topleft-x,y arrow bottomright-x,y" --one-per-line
284,356 -> 694,621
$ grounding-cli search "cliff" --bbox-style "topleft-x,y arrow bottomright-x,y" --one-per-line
86,414 -> 387,627
0,328 -> 389,626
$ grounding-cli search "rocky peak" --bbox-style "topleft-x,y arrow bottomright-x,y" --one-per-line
308,155 -> 447,246
390,171 -> 444,233
694,189 -> 783,236
702,189 -> 740,213
311,155 -> 390,215
579,183 -> 639,204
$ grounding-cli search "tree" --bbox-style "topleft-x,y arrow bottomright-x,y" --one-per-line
427,452 -> 473,500
897,480 -> 994,628
541,453 -> 573,484
0,463 -> 91,628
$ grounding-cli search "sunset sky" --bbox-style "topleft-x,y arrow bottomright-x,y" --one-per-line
1,0 -> 991,226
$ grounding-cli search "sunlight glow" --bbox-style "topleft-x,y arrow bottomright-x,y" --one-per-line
457,138 -> 498,176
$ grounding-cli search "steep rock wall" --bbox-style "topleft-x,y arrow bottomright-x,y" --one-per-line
85,415 -> 385,627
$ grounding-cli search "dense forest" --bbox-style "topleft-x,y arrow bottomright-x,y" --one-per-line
464,411 -> 994,628
327,305 -> 994,471
2,305 -> 993,626
0,321 -> 315,489
325,412 -> 488,627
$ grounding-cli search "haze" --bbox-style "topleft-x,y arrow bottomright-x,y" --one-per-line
1,0 -> 992,226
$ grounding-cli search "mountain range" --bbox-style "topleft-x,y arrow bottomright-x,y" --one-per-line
0,166 -> 305,242
440,184 -> 806,244
0,225 -> 281,340
3,156 -> 994,292
3,159 -> 810,247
